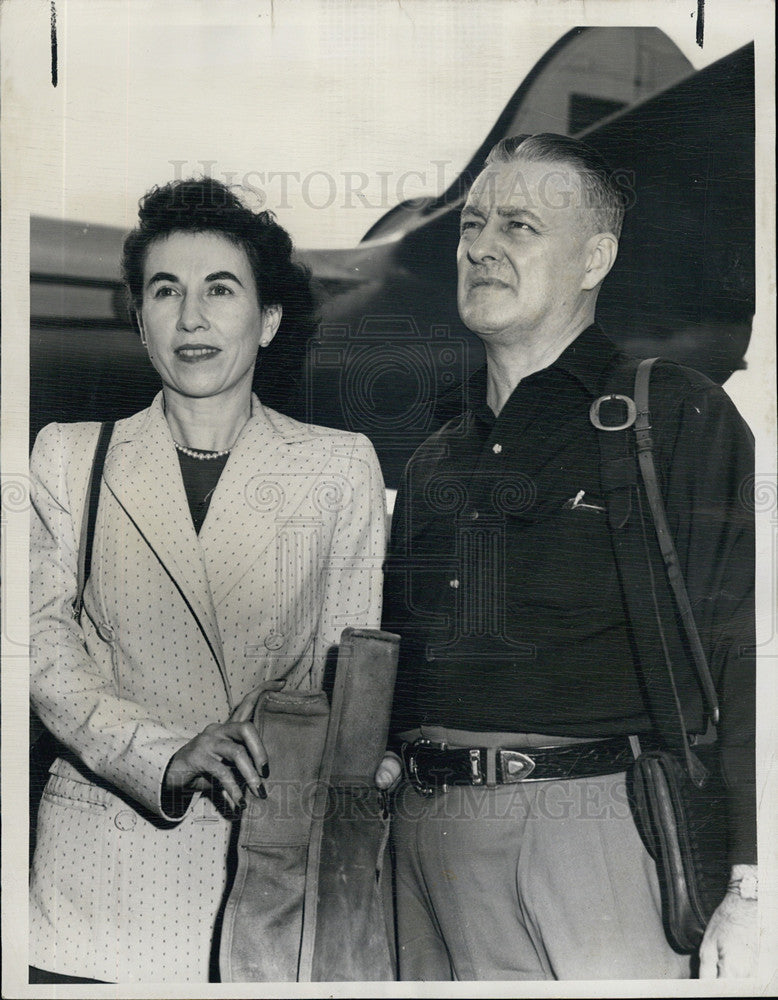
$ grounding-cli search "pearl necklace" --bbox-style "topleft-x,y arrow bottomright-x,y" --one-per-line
174,441 -> 232,460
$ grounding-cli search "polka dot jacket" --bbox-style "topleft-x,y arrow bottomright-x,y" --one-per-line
29,393 -> 386,982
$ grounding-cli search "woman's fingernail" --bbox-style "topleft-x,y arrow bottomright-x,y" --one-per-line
261,762 -> 270,779
258,782 -> 267,800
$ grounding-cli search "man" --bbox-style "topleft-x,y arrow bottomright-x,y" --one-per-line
377,134 -> 756,980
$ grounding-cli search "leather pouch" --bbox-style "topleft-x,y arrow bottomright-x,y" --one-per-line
219,628 -> 399,982
629,748 -> 729,952
302,628 -> 398,982
219,689 -> 330,982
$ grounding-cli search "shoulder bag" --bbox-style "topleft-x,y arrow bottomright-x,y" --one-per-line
591,358 -> 729,953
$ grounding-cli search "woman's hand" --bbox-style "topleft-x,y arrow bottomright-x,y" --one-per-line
163,679 -> 286,814
228,678 -> 285,724
164,720 -> 269,813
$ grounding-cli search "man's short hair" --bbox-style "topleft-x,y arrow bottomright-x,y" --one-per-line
484,133 -> 626,238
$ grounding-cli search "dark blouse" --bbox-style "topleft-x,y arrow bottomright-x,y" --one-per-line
176,450 -> 230,534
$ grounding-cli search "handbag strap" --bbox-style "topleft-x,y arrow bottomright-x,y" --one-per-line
73,421 -> 114,620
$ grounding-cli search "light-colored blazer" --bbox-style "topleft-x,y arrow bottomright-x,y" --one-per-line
29,393 -> 386,983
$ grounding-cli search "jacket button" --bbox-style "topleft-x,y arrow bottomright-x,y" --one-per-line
264,632 -> 286,650
115,810 -> 137,831
97,622 -> 115,642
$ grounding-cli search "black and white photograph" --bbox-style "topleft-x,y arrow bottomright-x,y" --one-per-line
1,0 -> 776,994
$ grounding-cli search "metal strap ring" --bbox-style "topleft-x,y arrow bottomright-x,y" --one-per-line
589,393 -> 637,432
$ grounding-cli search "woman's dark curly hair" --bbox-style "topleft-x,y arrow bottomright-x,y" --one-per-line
121,177 -> 318,412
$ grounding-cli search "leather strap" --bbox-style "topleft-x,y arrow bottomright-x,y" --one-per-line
633,359 -> 719,724
592,358 -> 714,786
73,421 -> 114,620
402,734 -> 664,790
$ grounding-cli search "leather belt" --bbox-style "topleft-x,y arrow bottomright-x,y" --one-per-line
400,734 -> 662,795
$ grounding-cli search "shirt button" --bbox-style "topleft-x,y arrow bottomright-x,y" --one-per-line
115,810 -> 137,831
492,443 -> 503,454
470,510 -> 479,520
97,622 -> 115,642
449,578 -> 460,589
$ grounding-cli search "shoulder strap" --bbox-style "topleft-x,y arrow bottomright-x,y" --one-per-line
632,360 -> 719,724
73,421 -> 114,620
591,358 -> 710,785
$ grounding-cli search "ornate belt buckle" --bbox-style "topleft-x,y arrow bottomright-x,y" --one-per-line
498,749 -> 536,782
402,738 -> 447,796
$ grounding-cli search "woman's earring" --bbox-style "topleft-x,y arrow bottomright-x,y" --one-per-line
137,317 -> 147,347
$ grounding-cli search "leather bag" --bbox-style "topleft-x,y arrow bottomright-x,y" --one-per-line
592,358 -> 729,952
629,746 -> 729,952
219,628 -> 398,981
218,688 -> 330,982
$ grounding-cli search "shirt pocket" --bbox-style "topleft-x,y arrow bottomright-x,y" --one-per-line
503,485 -> 619,616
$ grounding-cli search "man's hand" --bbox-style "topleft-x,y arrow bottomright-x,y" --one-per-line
698,865 -> 758,978
374,752 -> 402,791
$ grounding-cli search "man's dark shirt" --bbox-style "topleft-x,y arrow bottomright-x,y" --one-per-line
383,325 -> 756,861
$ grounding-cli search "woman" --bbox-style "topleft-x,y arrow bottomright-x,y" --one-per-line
29,178 -> 386,983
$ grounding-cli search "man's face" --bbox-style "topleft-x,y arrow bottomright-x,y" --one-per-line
457,159 -> 599,346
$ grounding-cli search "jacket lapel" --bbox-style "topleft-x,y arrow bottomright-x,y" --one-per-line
102,396 -> 229,696
199,401 -> 330,609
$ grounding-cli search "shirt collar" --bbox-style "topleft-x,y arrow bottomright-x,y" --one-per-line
550,324 -> 621,396
445,324 -> 620,423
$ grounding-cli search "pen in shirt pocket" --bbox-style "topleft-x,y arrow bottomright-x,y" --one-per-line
563,490 -> 606,513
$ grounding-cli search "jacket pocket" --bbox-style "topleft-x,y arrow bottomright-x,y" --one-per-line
42,771 -> 111,812
31,770 -> 111,950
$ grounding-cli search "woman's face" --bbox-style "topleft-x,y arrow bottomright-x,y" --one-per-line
138,231 -> 281,403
